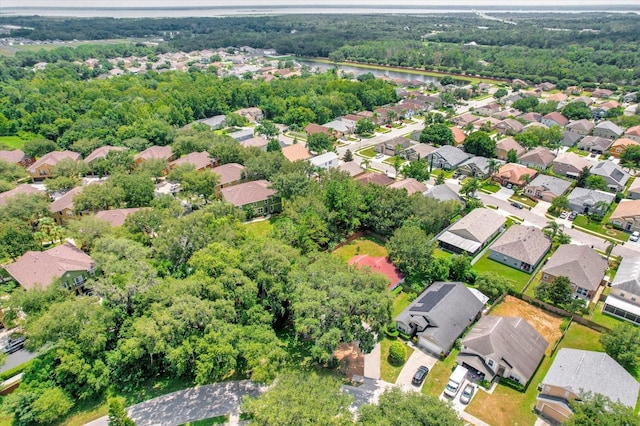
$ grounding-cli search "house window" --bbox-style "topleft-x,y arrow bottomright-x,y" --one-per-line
256,207 -> 264,215
576,287 -> 589,297
543,273 -> 549,281
487,358 -> 495,368
620,292 -> 626,298
66,210 -> 73,217
74,275 -> 85,285
39,169 -> 47,175
632,297 -> 637,302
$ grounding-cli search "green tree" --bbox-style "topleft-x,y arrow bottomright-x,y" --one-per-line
355,118 -> 375,135
512,96 -> 539,112
241,372 -> 353,426
255,120 -> 279,138
600,323 -> 640,374
181,169 -> 220,203
621,145 -> 640,169
388,341 -> 407,366
463,131 -> 495,157
225,112 -> 249,128
45,176 -> 80,192
31,387 -> 74,424
567,392 -> 640,426
73,182 -> 126,213
562,101 -> 592,120
107,397 -> 135,426
506,148 -> 518,163
386,224 -> 435,283
67,215 -> 112,252
459,178 -> 480,197
51,158 -> 90,179
358,388 -> 463,426
266,139 -> 281,152
402,158 -> 430,181
474,272 -> 513,301
0,159 -> 28,182
435,170 -> 445,185
493,88 -> 508,100
535,275 -> 572,306
343,149 -> 354,162
0,219 -> 40,260
576,166 -> 591,188
543,220 -> 560,240
307,133 -> 334,153
550,195 -> 569,213
420,124 -> 454,146
23,139 -> 58,158
585,175 -> 608,191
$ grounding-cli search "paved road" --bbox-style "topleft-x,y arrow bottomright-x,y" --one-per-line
0,349 -> 37,374
395,345 -> 438,392
84,381 -> 264,426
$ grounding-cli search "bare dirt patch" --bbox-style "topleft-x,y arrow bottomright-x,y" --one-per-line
335,342 -> 364,379
491,296 -> 563,355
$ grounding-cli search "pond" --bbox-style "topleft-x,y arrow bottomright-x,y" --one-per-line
298,59 -> 441,84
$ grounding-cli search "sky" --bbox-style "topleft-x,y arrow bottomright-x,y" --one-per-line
2,0 -> 639,7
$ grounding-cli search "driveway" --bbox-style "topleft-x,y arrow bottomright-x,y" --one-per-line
395,345 -> 438,391
491,187 -> 514,201
84,380 -> 264,426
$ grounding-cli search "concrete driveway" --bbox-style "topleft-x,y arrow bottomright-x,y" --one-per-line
395,345 -> 438,391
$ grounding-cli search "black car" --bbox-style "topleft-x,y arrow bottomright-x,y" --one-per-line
511,201 -> 523,209
3,335 -> 26,354
412,365 -> 429,386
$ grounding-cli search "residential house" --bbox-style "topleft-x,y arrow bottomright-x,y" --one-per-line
309,152 -> 339,170
495,118 -> 525,135
388,178 -> 427,195
170,151 -> 218,171
541,112 -> 569,127
375,136 -> 412,156
84,146 -> 126,165
337,161 -> 365,178
348,255 -> 404,291
546,92 -> 567,103
628,179 -> 640,200
27,150 -> 82,180
451,113 -> 480,128
0,184 -> 46,207
518,147 -> 556,169
94,208 -> 141,227
281,144 -> 312,162
197,114 -> 226,129
590,161 -> 630,192
610,200 -> 640,233
567,187 -> 614,215
566,119 -> 595,136
0,149 -> 34,167
538,82 -> 556,92
50,186 -> 84,225
536,349 -> 639,424
437,208 -> 506,255
234,107 -> 263,123
424,184 -> 465,207
228,128 -> 255,142
495,137 -> 525,161
518,112 -> 542,123
489,225 -> 551,273
574,95 -> 594,105
492,163 -> 538,188
610,138 -> 640,158
603,256 -> 640,325
472,117 -> 501,131
540,244 -> 608,300
577,136 -> 613,154
304,123 -> 342,139
592,121 -> 624,140
401,143 -> 437,161
476,102 -> 501,117
523,122 -> 548,131
322,119 -> 353,136
552,152 -> 592,178
426,145 -> 471,170
624,125 -> 640,143
354,172 -> 395,186
592,88 -> 614,98
458,316 -> 548,385
395,281 -> 484,356
458,156 -> 503,179
451,127 -> 467,146
133,146 -> 173,166
220,180 -> 281,215
504,94 -> 523,108
240,136 -> 269,151
524,175 -> 571,202
561,130 -> 584,147
477,83 -> 491,92
211,163 -> 245,194
4,243 -> 95,291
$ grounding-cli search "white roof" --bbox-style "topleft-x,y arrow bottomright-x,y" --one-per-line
310,152 -> 339,166
604,295 -> 640,318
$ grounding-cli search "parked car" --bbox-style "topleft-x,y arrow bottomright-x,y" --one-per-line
569,211 -> 578,221
2,335 -> 26,354
511,201 -> 523,209
412,365 -> 429,386
559,211 -> 569,219
460,384 -> 475,404
631,231 -> 640,242
506,183 -> 513,189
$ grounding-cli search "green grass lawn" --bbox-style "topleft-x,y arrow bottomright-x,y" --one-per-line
433,248 -> 453,260
380,337 -> 414,383
508,194 -> 537,208
333,235 -> 387,262
357,147 -> 378,158
472,252 -> 532,293
559,322 -> 603,352
374,127 -> 391,134
573,215 -> 629,242
179,415 -> 229,425
244,216 -> 285,238
421,349 -> 458,398
392,292 -> 411,318
590,302 -> 625,330
0,136 -> 26,149
480,182 -> 501,193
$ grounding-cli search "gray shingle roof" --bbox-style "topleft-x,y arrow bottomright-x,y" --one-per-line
541,348 -> 639,408
567,119 -> 595,133
594,120 -> 624,136
424,184 -> 463,204
396,281 -> 484,354
526,175 -> 572,197
489,225 -> 551,265
567,187 -> 615,208
578,136 -> 613,151
542,244 -> 607,291
432,145 -> 471,167
611,257 -> 640,295
459,156 -> 502,175
591,161 -> 630,186
438,208 -> 505,253
460,316 -> 548,383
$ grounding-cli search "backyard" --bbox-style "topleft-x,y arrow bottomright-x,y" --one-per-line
590,302 -> 626,329
473,253 -> 532,293
332,235 -> 387,262
0,136 -> 26,150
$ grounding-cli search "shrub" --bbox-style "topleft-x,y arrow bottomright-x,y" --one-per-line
384,322 -> 399,339
388,341 -> 407,366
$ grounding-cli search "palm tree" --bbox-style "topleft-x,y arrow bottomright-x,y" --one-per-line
460,178 -> 481,197
606,242 -> 617,262
543,221 -> 560,241
521,173 -> 532,186
557,231 -> 571,244
361,159 -> 371,170
487,159 -> 500,177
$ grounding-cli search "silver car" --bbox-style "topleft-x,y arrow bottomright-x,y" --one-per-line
460,384 -> 475,404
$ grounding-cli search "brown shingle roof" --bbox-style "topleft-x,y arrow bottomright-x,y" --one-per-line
496,137 -> 525,156
220,180 -> 275,207
27,150 -> 81,174
170,151 -> 215,170
494,163 -> 538,185
4,243 -> 94,290
490,225 -> 551,265
0,149 -> 28,164
94,208 -> 141,227
84,146 -> 126,163
610,200 -> 640,222
354,172 -> 394,186
212,163 -> 245,185
542,244 -> 607,291
387,178 -> 427,195
0,184 -> 45,207
49,186 -> 83,213
134,146 -> 173,162
281,144 -> 311,162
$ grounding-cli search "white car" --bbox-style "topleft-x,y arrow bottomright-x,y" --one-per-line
631,231 -> 640,242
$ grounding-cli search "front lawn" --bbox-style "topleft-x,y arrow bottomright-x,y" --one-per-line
480,182 -> 501,193
380,337 -> 414,383
421,348 -> 459,398
357,147 -> 378,158
0,135 -> 26,149
508,194 -> 537,208
573,215 -> 630,242
472,252 -> 532,293
333,235 -> 387,262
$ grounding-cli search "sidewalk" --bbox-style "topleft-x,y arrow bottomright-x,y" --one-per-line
363,342 -> 381,379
